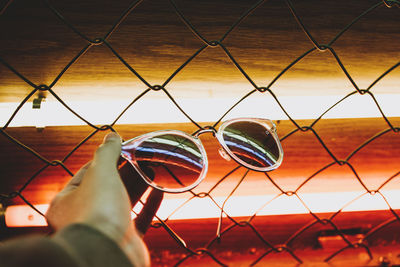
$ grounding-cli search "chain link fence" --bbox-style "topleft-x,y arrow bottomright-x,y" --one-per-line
1,0 -> 400,265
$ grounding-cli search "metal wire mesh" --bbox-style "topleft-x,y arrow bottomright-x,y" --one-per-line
1,0 -> 400,266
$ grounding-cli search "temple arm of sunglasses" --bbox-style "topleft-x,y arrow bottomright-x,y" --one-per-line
137,199 -> 188,249
119,160 -> 187,248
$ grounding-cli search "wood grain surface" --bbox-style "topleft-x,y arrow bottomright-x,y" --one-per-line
0,0 -> 399,102
1,117 -> 399,205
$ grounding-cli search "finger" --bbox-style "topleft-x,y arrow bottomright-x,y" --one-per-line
93,132 -> 122,169
66,161 -> 92,187
57,161 -> 92,196
119,159 -> 149,207
46,163 -> 92,229
135,189 -> 164,237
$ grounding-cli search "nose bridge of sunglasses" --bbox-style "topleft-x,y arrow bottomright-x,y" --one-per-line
218,147 -> 231,162
193,127 -> 217,138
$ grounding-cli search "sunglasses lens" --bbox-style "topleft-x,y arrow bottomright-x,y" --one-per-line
131,134 -> 204,190
222,121 -> 280,169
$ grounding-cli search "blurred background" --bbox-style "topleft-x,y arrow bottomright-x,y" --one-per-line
0,0 -> 399,266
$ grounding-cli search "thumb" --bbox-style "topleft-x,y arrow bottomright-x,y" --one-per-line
93,132 -> 122,168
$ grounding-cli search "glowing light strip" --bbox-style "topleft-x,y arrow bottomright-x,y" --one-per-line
2,93 -> 400,127
135,147 -> 203,169
224,131 -> 271,154
224,140 -> 277,166
5,204 -> 48,227
146,137 -> 202,158
5,189 -> 400,227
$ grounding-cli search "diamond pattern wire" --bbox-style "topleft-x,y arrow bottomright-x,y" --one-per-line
0,0 -> 400,266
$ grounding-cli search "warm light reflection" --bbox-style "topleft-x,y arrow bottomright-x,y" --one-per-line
5,204 -> 48,227
6,190 -> 400,227
1,93 -> 400,127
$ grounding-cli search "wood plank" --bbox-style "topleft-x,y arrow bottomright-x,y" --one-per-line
1,117 -> 399,205
0,0 -> 399,102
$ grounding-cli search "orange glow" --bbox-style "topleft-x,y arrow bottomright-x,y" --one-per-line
5,189 -> 400,227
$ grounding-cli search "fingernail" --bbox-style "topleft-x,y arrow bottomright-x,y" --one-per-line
103,132 -> 121,143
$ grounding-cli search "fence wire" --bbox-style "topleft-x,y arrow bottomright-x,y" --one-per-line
0,0 -> 400,266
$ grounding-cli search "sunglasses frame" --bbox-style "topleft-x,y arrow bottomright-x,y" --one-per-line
121,117 -> 283,193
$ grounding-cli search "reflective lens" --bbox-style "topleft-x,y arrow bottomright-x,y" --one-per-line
221,121 -> 280,169
122,134 -> 204,190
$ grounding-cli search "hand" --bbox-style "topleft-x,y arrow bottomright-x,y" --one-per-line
46,132 -> 163,267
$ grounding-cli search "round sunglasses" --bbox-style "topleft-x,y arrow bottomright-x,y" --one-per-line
121,118 -> 283,193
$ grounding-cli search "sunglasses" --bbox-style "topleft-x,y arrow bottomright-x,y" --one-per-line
120,118 -> 283,193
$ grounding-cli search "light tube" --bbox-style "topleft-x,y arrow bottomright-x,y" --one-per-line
1,93 -> 400,127
5,189 -> 400,227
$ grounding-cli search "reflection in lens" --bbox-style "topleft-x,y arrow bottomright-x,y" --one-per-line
222,121 -> 280,169
122,134 -> 204,190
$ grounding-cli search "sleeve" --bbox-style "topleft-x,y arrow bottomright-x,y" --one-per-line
0,224 -> 133,267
